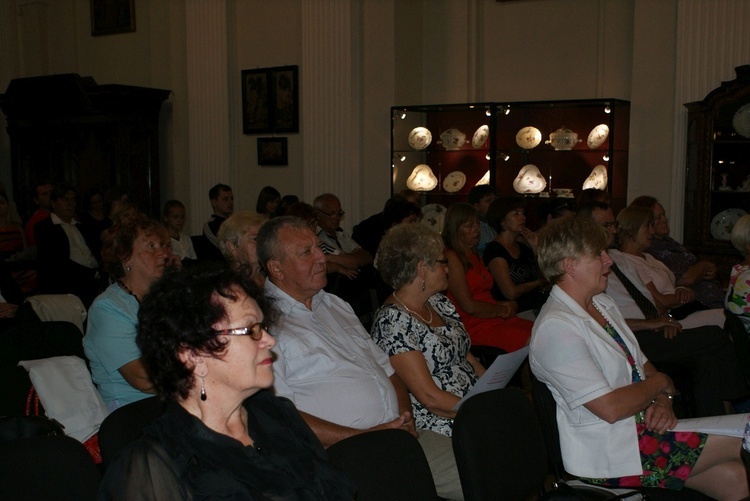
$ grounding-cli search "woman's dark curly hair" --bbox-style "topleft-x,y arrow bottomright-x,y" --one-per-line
136,263 -> 278,401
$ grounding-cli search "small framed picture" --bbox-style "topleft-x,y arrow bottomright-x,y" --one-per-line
257,137 -> 288,166
90,0 -> 136,36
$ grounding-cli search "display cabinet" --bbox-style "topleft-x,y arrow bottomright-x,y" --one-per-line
0,74 -> 171,220
684,65 -> 750,267
391,99 -> 629,228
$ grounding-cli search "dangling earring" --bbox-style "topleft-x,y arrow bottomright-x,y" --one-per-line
421,280 -> 426,292
199,374 -> 207,401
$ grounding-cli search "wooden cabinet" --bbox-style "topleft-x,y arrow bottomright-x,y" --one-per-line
684,65 -> 750,269
0,74 -> 170,220
391,99 -> 629,228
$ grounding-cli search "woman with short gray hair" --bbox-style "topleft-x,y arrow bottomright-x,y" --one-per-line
371,223 -> 484,439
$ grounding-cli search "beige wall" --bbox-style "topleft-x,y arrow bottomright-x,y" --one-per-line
1,0 -> 749,236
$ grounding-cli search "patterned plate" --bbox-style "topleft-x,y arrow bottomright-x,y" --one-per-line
710,208 -> 747,240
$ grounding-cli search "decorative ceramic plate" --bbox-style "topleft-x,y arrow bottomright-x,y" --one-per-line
421,203 -> 447,234
475,170 -> 491,186
515,126 -> 542,149
587,124 -> 610,149
443,170 -> 466,193
408,127 -> 432,150
440,128 -> 466,150
472,125 -> 490,148
732,103 -> 750,139
406,164 -> 438,191
710,208 -> 747,240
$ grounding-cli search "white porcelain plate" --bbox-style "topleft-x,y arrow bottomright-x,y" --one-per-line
515,126 -> 542,149
733,103 -> 750,139
587,124 -> 610,149
710,208 -> 747,240
443,170 -> 466,193
421,203 -> 447,233
408,127 -> 432,150
472,125 -> 490,148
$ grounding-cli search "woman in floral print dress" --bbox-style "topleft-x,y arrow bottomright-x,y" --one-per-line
726,215 -> 750,326
531,217 -> 747,499
371,223 -> 485,437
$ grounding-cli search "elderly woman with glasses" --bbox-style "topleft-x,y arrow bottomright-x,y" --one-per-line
100,265 -> 354,500
531,217 -> 748,498
371,224 -> 485,441
218,211 -> 267,286
609,205 -> 723,329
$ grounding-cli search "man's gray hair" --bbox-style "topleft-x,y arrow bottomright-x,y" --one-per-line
256,216 -> 313,275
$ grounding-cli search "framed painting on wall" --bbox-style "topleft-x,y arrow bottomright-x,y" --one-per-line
242,65 -> 298,134
90,0 -> 136,36
257,137 -> 288,166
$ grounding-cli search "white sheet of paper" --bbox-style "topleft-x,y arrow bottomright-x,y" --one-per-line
671,413 -> 749,438
452,346 -> 529,410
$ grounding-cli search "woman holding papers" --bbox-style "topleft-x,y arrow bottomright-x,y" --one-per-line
530,217 -> 747,499
371,223 -> 485,437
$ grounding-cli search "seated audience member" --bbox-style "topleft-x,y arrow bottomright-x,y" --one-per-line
275,194 -> 299,218
611,206 -> 723,328
255,185 -> 281,220
202,183 -> 234,248
34,184 -> 101,307
353,195 -> 421,258
539,197 -> 576,226
581,202 -> 749,416
100,265 -> 354,500
23,182 -> 53,249
0,190 -> 35,293
78,188 -> 109,263
631,195 -> 724,308
576,187 -> 610,207
372,224 -> 484,438
0,190 -> 25,260
726,214 -> 750,324
217,211 -> 267,287
314,192 -> 373,270
84,215 -> 176,410
531,217 -> 748,499
314,192 -> 375,314
0,259 -> 28,332
103,186 -> 129,220
162,200 -> 197,261
399,188 -> 422,208
443,203 -> 533,353
483,196 -> 548,314
258,216 -> 464,500
467,185 -> 497,254
285,201 -> 318,230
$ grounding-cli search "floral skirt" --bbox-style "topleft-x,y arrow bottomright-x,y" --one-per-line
581,424 -> 707,489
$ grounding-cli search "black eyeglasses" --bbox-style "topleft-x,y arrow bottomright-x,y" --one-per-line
434,258 -> 449,266
214,322 -> 268,340
601,221 -> 619,229
317,209 -> 345,218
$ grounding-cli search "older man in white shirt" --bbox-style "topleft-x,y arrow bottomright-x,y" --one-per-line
259,215 -> 464,500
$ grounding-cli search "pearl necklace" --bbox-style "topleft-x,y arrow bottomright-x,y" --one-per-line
392,291 -> 433,324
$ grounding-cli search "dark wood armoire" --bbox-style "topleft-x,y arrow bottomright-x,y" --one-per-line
0,74 -> 170,219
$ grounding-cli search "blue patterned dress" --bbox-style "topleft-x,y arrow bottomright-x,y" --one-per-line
371,294 -> 479,437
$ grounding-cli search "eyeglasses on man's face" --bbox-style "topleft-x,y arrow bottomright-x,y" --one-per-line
601,221 -> 619,230
214,322 -> 268,341
317,209 -> 345,218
